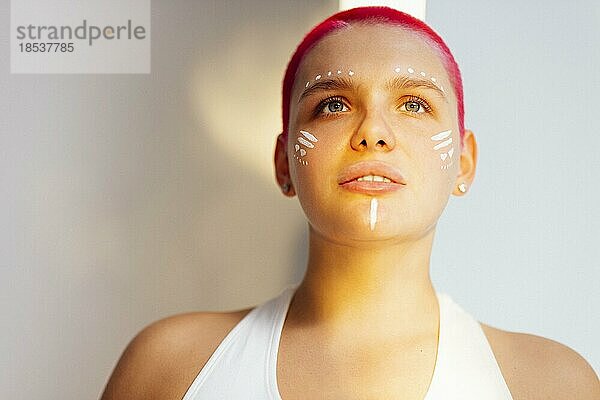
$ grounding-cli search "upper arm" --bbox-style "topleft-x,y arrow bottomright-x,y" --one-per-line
484,325 -> 600,400
99,309 -> 252,400
99,317 -> 181,400
533,338 -> 600,400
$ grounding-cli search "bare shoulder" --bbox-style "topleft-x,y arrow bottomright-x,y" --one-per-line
481,323 -> 600,400
99,307 -> 254,400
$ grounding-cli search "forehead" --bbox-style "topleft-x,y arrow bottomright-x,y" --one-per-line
293,23 -> 449,95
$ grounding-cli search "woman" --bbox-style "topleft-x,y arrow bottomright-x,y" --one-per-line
100,7 -> 599,400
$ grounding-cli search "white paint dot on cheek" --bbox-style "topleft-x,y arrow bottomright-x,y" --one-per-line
348,70 -> 354,76
337,70 -> 342,74
327,71 -> 332,76
407,67 -> 414,73
394,67 -> 401,73
315,75 -> 321,80
420,71 -> 426,76
441,160 -> 453,170
369,198 -> 378,231
305,81 -> 310,88
430,77 -> 437,82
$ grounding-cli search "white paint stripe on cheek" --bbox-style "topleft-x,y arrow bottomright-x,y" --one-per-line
295,130 -> 318,166
300,130 -> 318,142
430,129 -> 452,141
297,137 -> 314,148
369,198 -> 378,231
433,137 -> 453,150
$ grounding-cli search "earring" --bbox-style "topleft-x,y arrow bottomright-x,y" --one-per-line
282,183 -> 290,193
458,182 -> 467,193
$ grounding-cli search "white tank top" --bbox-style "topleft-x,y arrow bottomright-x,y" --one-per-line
182,283 -> 514,399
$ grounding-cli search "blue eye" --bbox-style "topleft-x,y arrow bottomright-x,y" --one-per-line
399,96 -> 432,114
316,96 -> 349,117
401,101 -> 423,113
325,101 -> 346,113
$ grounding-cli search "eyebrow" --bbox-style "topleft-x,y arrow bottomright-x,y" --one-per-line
386,75 -> 448,102
297,75 -> 448,104
297,76 -> 357,104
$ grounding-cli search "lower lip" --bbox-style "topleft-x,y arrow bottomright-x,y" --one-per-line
339,180 -> 405,194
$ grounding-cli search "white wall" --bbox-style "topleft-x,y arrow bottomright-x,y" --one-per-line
0,1 -> 597,399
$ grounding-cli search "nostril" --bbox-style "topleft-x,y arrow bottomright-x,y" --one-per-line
360,139 -> 367,147
377,139 -> 386,146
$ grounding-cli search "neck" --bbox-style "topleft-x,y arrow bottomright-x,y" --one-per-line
288,225 -> 439,341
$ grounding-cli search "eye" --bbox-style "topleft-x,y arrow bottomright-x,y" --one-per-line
315,96 -> 349,117
402,101 -> 424,113
399,96 -> 432,114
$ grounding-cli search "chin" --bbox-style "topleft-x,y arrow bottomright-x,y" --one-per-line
310,217 -> 429,247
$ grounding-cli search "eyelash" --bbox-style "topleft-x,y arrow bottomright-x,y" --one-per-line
314,96 -> 348,119
313,95 -> 433,118
400,96 -> 433,114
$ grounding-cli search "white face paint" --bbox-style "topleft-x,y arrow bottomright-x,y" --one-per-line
430,129 -> 455,170
293,130 -> 318,166
303,68 -> 356,93
296,69 -> 355,165
369,198 -> 378,231
392,66 -> 445,93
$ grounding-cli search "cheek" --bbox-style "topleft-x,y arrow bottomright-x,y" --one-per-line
288,128 -> 324,188
408,128 -> 457,189
429,128 -> 457,171
412,128 -> 458,200
290,129 -> 319,167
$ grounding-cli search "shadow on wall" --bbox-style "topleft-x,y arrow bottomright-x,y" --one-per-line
2,1 -> 336,400
165,0 -> 338,309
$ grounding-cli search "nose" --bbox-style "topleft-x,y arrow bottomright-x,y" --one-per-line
350,109 -> 396,152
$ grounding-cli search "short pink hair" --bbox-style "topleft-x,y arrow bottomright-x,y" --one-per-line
281,6 -> 465,142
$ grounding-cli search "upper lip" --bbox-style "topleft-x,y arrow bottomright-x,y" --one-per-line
337,160 -> 407,185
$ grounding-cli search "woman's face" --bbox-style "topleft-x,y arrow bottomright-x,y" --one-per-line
279,23 -> 470,245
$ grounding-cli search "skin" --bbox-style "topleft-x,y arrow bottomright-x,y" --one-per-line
272,22 -> 475,399
100,22 -> 599,400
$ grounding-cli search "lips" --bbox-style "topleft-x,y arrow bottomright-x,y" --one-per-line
337,160 -> 407,195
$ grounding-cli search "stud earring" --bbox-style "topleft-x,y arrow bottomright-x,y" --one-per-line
282,183 -> 290,193
458,182 -> 467,193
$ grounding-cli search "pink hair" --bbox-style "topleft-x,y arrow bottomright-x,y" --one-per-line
281,6 -> 465,142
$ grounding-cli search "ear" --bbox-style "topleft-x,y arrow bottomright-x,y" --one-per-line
453,129 -> 478,196
274,133 -> 296,197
